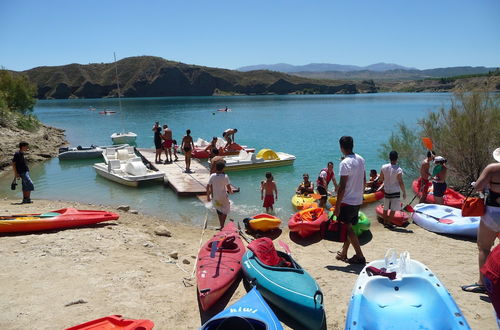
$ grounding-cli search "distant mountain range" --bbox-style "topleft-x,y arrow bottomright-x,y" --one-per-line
19,56 -> 378,99
237,62 -> 416,72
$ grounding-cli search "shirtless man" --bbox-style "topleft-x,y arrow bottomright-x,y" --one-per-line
261,172 -> 278,213
419,151 -> 435,203
162,124 -> 173,164
181,129 -> 195,173
223,128 -> 238,143
205,137 -> 218,159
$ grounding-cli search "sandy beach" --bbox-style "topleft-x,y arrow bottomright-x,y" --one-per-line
0,198 -> 497,329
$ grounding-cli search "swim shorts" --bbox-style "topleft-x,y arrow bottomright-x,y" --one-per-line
20,171 -> 34,192
317,186 -> 327,203
155,139 -> 162,149
482,205 -> 500,232
183,146 -> 192,153
163,139 -> 173,149
338,203 -> 360,226
384,192 -> 401,211
418,177 -> 431,192
432,182 -> 447,197
263,195 -> 275,208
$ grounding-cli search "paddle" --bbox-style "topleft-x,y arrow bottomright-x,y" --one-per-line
414,210 -> 454,224
210,236 -> 227,258
278,240 -> 291,255
236,221 -> 253,244
422,137 -> 433,151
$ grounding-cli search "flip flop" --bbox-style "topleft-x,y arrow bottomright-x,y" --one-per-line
461,283 -> 487,294
384,223 -> 396,230
335,251 -> 347,262
347,255 -> 366,264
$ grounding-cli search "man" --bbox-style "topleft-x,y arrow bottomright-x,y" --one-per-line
334,136 -> 366,264
317,161 -> 339,208
12,141 -> 34,204
152,122 -> 162,164
223,128 -> 238,143
207,161 -> 233,229
209,148 -> 225,174
162,124 -> 173,164
418,151 -> 435,203
378,151 -> 407,229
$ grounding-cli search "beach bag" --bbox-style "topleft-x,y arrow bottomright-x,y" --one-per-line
462,187 -> 485,217
10,178 -> 17,190
320,215 -> 347,242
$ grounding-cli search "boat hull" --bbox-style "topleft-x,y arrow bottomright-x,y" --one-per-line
111,132 -> 137,145
291,194 -> 317,210
412,203 -> 479,237
375,204 -> 410,227
93,163 -> 164,187
288,208 -> 328,238
224,159 -> 294,171
329,190 -> 384,205
0,208 -> 119,233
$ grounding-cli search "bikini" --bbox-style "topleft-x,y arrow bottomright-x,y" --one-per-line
487,180 -> 500,207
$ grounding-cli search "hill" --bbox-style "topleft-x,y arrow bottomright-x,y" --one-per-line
237,62 -> 415,73
19,56 -> 378,99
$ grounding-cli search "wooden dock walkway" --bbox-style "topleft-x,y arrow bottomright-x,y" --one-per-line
137,148 -> 209,196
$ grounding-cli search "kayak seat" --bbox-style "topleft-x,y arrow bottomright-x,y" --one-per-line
205,236 -> 240,253
215,316 -> 256,330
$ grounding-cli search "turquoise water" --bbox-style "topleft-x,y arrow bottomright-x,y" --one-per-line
0,93 -> 453,227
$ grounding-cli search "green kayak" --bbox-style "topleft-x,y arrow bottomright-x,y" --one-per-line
328,211 -> 371,236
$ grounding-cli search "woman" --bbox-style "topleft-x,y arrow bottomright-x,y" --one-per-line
462,147 -> 500,294
181,129 -> 195,173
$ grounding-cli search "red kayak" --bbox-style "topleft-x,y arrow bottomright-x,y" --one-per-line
288,207 -> 329,238
375,204 -> 410,227
196,221 -> 245,311
66,315 -> 154,330
412,179 -> 465,209
0,208 -> 119,233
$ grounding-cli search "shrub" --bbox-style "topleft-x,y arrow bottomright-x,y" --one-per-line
0,69 -> 36,114
16,113 -> 40,132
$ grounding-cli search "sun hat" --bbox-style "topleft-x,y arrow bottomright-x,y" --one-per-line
434,156 -> 446,163
493,148 -> 500,162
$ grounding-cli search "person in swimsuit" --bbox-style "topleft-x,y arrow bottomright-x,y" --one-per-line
261,172 -> 278,213
419,151 -> 436,203
181,129 -> 195,173
365,169 -> 381,193
209,148 -> 225,174
432,156 -> 448,205
316,162 -> 338,208
462,147 -> 500,294
223,128 -> 238,143
152,122 -> 163,164
162,124 -> 173,164
205,137 -> 219,158
296,174 -> 314,195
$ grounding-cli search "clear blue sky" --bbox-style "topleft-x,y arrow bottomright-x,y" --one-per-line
1,0 -> 499,71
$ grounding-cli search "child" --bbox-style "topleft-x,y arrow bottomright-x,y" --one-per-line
172,139 -> 179,161
261,172 -> 278,213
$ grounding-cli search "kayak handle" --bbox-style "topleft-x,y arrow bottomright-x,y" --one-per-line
314,290 -> 323,305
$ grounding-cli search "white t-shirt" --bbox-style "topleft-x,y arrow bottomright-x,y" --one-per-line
381,163 -> 403,194
208,173 -> 230,201
339,154 -> 365,205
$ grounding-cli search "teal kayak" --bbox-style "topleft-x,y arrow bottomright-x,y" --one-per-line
242,250 -> 325,329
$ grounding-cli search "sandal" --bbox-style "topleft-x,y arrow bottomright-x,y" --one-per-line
335,251 -> 347,262
347,255 -> 366,264
384,223 -> 396,230
461,283 -> 487,294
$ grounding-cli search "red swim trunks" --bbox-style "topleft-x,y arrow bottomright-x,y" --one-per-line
163,140 -> 173,148
418,177 -> 431,192
263,195 -> 275,208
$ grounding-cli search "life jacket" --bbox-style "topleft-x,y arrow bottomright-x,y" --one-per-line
298,181 -> 313,194
248,237 -> 291,267
317,168 -> 334,187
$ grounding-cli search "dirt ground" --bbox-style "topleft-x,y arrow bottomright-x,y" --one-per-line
0,198 -> 497,329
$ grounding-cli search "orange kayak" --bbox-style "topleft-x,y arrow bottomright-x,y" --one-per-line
0,208 -> 119,233
66,315 -> 154,329
288,207 -> 329,238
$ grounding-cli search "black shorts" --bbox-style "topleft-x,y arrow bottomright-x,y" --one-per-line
338,204 -> 360,225
433,182 -> 447,197
184,146 -> 192,153
154,139 -> 162,149
317,186 -> 327,202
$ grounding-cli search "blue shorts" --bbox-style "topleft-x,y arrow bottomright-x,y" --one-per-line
20,172 -> 34,192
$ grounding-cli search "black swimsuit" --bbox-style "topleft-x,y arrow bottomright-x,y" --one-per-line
487,180 -> 500,207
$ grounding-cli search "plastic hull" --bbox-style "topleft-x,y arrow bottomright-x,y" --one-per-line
375,204 -> 410,227
412,203 -> 479,237
288,208 -> 328,238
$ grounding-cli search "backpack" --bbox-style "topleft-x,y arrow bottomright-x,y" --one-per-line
320,214 -> 347,242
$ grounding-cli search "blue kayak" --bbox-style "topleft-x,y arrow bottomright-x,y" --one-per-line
346,258 -> 470,329
200,287 -> 283,330
242,250 -> 325,329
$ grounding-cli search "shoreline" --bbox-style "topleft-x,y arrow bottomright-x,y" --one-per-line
0,198 -> 497,329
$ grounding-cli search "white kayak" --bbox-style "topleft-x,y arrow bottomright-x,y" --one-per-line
412,203 -> 479,238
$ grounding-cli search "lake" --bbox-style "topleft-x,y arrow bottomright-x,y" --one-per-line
0,93 -> 453,227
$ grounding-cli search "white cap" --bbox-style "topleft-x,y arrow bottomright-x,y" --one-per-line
494,148 -> 500,162
434,156 -> 446,163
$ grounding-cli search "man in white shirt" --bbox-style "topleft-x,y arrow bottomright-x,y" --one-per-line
334,136 -> 366,264
207,161 -> 233,229
378,151 -> 407,229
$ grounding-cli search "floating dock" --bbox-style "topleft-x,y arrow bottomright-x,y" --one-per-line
136,148 -> 209,196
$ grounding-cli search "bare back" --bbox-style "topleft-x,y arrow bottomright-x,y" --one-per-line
420,158 -> 431,179
163,128 -> 172,140
182,135 -> 193,149
262,180 -> 277,196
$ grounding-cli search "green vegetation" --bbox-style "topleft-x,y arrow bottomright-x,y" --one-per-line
380,92 -> 500,188
0,69 -> 40,131
429,69 -> 500,82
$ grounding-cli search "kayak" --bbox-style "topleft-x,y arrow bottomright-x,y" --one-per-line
288,207 -> 328,238
346,256 -> 470,329
328,190 -> 384,206
200,287 -> 283,330
327,211 -> 371,236
0,208 -> 119,233
248,214 -> 281,232
65,315 -> 154,330
412,203 -> 479,238
291,194 -> 317,210
242,250 -> 325,329
412,179 -> 465,209
375,204 -> 410,227
197,221 -> 246,311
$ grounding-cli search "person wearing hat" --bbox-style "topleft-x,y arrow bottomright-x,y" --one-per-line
431,156 -> 448,205
462,147 -> 500,294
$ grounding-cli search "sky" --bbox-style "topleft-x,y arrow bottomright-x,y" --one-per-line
1,0 -> 499,71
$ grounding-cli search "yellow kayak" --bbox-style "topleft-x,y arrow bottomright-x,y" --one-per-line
328,190 -> 384,206
291,194 -> 317,210
248,214 -> 281,232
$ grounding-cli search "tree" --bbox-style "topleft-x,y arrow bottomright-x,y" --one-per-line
0,69 -> 36,114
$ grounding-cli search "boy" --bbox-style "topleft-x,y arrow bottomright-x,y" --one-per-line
261,172 -> 278,213
12,141 -> 34,204
207,161 -> 233,229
